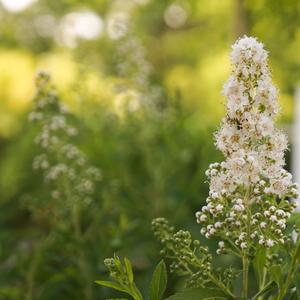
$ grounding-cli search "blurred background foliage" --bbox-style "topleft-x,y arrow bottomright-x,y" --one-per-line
0,0 -> 300,299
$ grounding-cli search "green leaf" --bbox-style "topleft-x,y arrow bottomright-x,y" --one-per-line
252,281 -> 277,300
165,288 -> 228,300
269,265 -> 283,288
131,282 -> 143,300
253,248 -> 266,287
95,280 -> 128,294
124,257 -> 134,283
150,260 -> 167,300
114,256 -> 124,273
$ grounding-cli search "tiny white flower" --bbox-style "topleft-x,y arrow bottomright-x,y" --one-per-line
211,192 -> 219,199
236,198 -> 243,205
199,214 -> 207,222
215,204 -> 224,212
251,219 -> 258,225
207,203 -> 213,209
247,156 -> 255,163
240,242 -> 247,249
239,233 -> 246,240
209,228 -> 216,235
276,209 -> 285,217
218,241 -> 225,248
233,204 -> 245,212
266,239 -> 274,247
215,221 -> 222,228
260,222 -> 266,228
202,206 -> 208,212
277,220 -> 286,229
211,169 -> 218,176
229,211 -> 236,217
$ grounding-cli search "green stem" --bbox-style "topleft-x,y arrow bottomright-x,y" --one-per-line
25,235 -> 52,300
257,266 -> 267,300
208,274 -> 235,298
64,172 -> 93,300
242,255 -> 249,298
72,201 -> 94,300
225,237 -> 242,257
276,238 -> 300,300
242,186 -> 251,298
191,259 -> 234,297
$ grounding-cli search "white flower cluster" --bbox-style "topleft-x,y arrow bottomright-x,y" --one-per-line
112,15 -> 162,113
196,36 -> 298,250
30,72 -> 102,205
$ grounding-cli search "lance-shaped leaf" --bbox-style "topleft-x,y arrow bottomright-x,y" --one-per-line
150,260 -> 167,300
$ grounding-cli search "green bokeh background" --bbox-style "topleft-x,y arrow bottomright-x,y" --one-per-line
0,0 -> 299,299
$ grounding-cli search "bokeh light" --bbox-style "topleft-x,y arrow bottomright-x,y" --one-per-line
164,3 -> 188,29
59,11 -> 104,47
0,0 -> 37,13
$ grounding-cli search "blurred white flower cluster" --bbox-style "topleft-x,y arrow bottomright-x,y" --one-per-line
29,72 -> 102,206
196,36 -> 298,251
106,1 -> 162,114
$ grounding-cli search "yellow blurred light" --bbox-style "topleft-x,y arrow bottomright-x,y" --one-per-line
0,49 -> 116,136
0,50 -> 35,136
165,51 -> 230,124
279,93 -> 293,122
197,0 -> 232,17
0,50 -> 35,111
37,52 -> 79,90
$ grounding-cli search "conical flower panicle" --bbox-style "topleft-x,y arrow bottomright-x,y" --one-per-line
29,72 -> 102,207
196,36 -> 298,250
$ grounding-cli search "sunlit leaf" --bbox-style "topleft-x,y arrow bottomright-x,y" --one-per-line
124,257 -> 134,283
